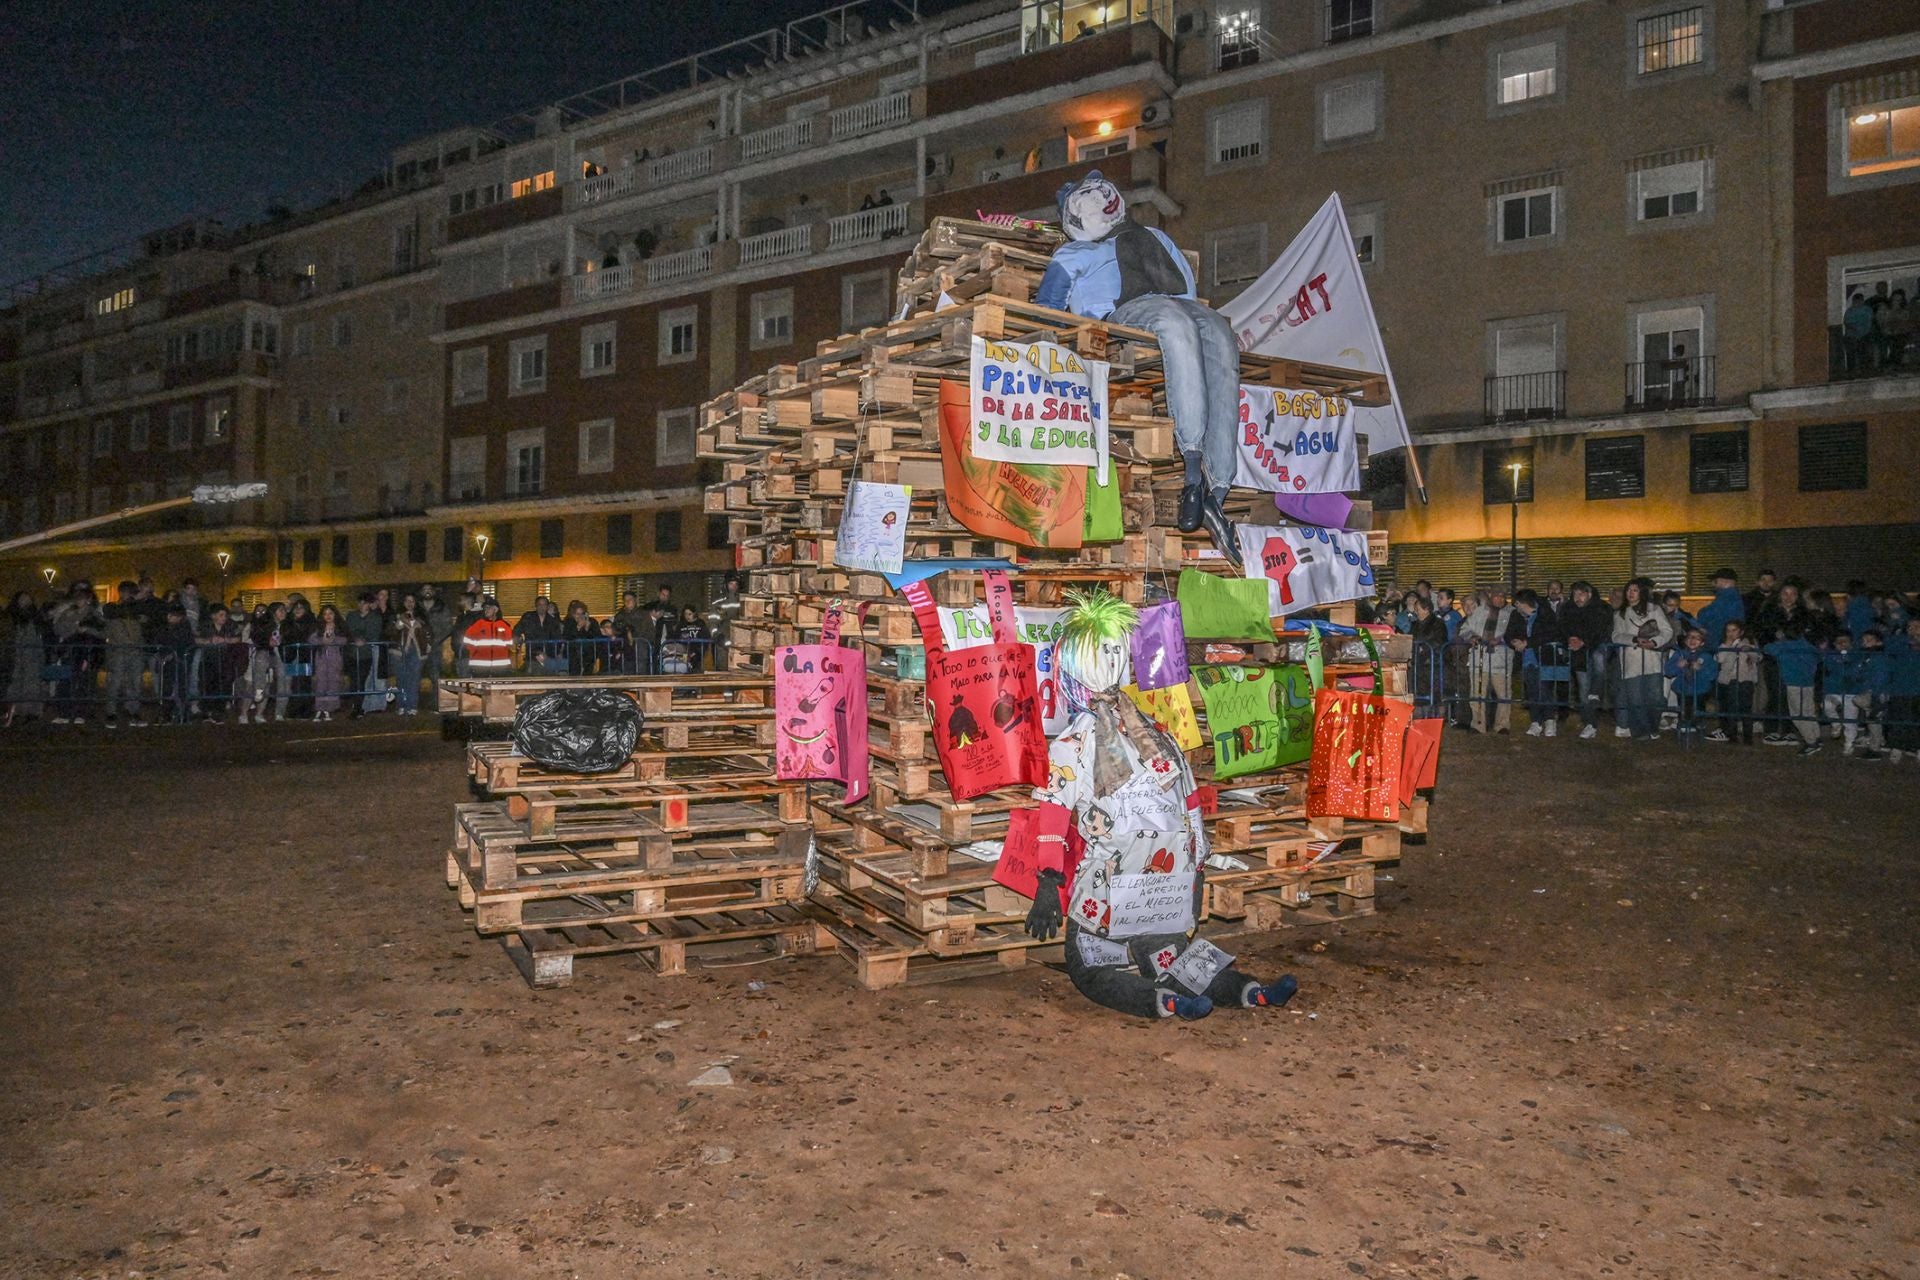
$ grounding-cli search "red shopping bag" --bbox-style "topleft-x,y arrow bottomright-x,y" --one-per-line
1305,687 -> 1414,821
905,570 -> 1048,802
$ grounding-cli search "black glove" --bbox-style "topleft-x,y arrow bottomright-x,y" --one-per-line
1025,869 -> 1065,942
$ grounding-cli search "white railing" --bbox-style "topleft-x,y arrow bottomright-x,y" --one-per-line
828,202 -> 910,248
738,224 -> 813,267
646,244 -> 715,287
574,167 -> 639,206
569,264 -> 635,303
644,146 -> 713,187
831,91 -> 912,141
740,117 -> 815,162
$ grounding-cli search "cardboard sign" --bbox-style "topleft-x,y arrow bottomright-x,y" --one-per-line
937,381 -> 1119,549
908,571 -> 1049,803
967,335 -> 1110,475
938,604 -> 1071,736
774,643 -> 870,803
1194,665 -> 1282,780
1076,932 -> 1132,968
1166,938 -> 1236,994
1306,688 -> 1414,821
1130,600 -> 1190,691
1233,384 -> 1361,495
835,480 -> 911,574
1237,523 -> 1376,616
1176,569 -> 1275,640
1124,681 -> 1202,751
1106,870 -> 1199,939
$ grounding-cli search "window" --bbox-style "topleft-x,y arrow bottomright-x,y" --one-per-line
1635,6 -> 1704,76
450,436 -> 486,500
95,286 -> 134,315
1633,156 -> 1708,222
1071,130 -> 1134,163
656,408 -> 697,467
1631,302 -> 1710,408
331,313 -> 353,349
1585,435 -> 1646,500
302,538 -> 321,571
53,493 -> 73,524
407,529 -> 428,564
294,398 -> 313,430
1207,224 -> 1267,290
1482,445 -> 1535,504
510,170 -> 555,200
90,484 -> 113,515
391,223 -> 419,273
1326,0 -> 1372,44
291,322 -> 313,356
331,534 -> 350,567
204,396 -> 232,443
385,379 -> 410,414
128,411 -> 149,452
329,402 -> 351,428
452,347 -> 489,404
376,531 -> 395,565
1492,39 -> 1559,108
659,306 -> 698,364
708,515 -> 730,550
579,418 -> 615,474
335,255 -> 357,290
1497,188 -> 1557,243
1843,97 -> 1920,180
750,289 -> 794,349
1488,315 -> 1564,415
539,518 -> 564,558
580,321 -> 617,376
443,526 -> 465,563
841,271 -> 890,332
1347,203 -> 1381,267
167,404 -> 194,450
506,428 -> 545,496
1319,74 -> 1382,145
1689,429 -> 1748,493
654,510 -> 683,553
1207,100 -> 1266,169
606,513 -> 633,556
390,299 -> 414,331
1798,421 -> 1867,492
277,539 -> 294,572
491,523 -> 515,562
1217,8 -> 1261,70
1365,452 -> 1406,512
92,420 -> 113,457
509,335 -> 548,393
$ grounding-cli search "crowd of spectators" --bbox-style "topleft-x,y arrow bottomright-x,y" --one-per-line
1382,571 -> 1920,761
1839,288 -> 1916,377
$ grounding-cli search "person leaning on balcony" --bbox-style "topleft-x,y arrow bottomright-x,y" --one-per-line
1842,292 -> 1875,375
1880,289 -> 1913,368
1036,171 -> 1243,566
462,599 -> 514,673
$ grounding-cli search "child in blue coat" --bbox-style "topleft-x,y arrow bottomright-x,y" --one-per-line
1663,628 -> 1719,739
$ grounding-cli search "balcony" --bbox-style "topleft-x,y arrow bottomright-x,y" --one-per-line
740,117 -> 815,163
829,203 -> 911,249
1828,324 -> 1919,381
570,263 -> 636,304
830,90 -> 912,141
738,224 -> 813,268
1624,356 -> 1715,412
645,146 -> 713,188
1482,372 -> 1566,425
646,244 -> 716,286
573,167 -> 641,207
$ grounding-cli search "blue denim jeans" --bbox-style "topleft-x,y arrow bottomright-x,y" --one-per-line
1110,295 -> 1241,489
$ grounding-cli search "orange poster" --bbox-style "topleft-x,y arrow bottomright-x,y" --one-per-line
938,380 -> 1086,549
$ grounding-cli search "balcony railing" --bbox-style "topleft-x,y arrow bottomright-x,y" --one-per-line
569,263 -> 635,303
646,244 -> 715,286
1482,371 -> 1566,424
829,202 -> 910,248
574,167 -> 640,206
739,224 -> 813,267
831,91 -> 912,141
644,146 -> 713,187
1624,355 -> 1715,412
1829,323 -> 1919,380
740,117 -> 815,162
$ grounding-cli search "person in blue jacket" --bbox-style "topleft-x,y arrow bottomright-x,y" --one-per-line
1762,626 -> 1823,754
1842,579 -> 1877,641
1035,171 -> 1243,565
1663,627 -> 1720,739
1887,617 -> 1920,762
1694,567 -> 1744,646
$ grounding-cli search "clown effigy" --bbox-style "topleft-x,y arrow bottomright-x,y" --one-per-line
1023,590 -> 1297,1020
1035,172 -> 1245,567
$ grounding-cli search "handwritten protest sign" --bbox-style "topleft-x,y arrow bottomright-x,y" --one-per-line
835,480 -> 911,574
938,604 -> 1070,735
1107,871 -> 1198,939
1076,932 -> 1131,967
1236,523 -> 1376,616
774,643 -> 869,802
1166,938 -> 1236,993
938,382 -> 1115,549
1194,665 -> 1281,780
1124,680 -> 1202,751
968,335 -> 1110,476
1233,384 -> 1361,494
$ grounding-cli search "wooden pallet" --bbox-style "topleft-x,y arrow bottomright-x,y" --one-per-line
499,905 -> 826,989
803,882 -> 1058,991
451,800 -> 807,894
440,673 -> 774,725
466,739 -> 778,792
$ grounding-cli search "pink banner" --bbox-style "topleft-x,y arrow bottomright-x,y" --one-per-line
775,643 -> 870,803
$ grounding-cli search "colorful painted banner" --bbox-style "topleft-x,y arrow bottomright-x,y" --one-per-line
937,603 -> 1071,736
774,642 -> 870,803
835,480 -> 911,574
967,335 -> 1110,476
1237,523 -> 1376,616
1233,384 -> 1361,495
1129,600 -> 1190,692
1175,569 -> 1275,639
1306,688 -> 1414,821
1124,680 -> 1202,751
939,381 -> 1119,549
1193,665 -> 1282,781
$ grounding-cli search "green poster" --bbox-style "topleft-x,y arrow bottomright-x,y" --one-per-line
1195,665 -> 1282,780
1176,569 -> 1274,641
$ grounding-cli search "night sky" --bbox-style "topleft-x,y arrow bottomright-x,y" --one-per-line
0,0 -> 928,288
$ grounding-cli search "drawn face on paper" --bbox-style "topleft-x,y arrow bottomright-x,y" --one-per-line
881,511 -> 898,528
1082,801 -> 1116,841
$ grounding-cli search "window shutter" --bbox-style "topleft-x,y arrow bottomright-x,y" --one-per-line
1797,422 -> 1867,492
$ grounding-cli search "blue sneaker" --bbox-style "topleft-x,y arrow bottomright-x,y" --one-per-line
1245,975 -> 1300,1008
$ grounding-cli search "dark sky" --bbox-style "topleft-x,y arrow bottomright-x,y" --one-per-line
0,0 -> 916,287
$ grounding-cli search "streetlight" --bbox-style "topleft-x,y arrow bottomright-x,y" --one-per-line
1507,460 -> 1524,597
42,566 -> 56,588
216,549 -> 232,603
473,532 -> 490,589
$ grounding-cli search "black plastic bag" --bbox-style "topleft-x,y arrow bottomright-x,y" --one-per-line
511,689 -> 644,774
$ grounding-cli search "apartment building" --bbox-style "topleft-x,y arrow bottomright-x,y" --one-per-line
3,0 -> 1916,607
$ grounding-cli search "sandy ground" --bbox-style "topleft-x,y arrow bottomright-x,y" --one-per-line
0,719 -> 1915,1280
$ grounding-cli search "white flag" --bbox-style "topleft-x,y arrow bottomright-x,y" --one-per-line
1220,193 -> 1410,454
1235,524 -> 1377,616
1232,384 -> 1361,495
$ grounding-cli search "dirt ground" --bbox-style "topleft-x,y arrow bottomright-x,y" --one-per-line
1,720 -> 1915,1280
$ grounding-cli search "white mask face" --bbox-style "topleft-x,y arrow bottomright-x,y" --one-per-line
1061,175 -> 1125,242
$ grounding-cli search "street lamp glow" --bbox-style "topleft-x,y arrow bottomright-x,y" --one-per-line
1096,119 -> 1114,137
42,567 -> 56,586
474,533 -> 491,556
216,550 -> 232,571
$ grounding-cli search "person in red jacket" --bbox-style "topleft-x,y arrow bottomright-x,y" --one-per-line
461,598 -> 514,673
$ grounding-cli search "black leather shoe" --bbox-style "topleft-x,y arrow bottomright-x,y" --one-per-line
1176,480 -> 1204,533
1200,490 -> 1242,569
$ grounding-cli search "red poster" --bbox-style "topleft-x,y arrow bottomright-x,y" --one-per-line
1305,688 -> 1414,821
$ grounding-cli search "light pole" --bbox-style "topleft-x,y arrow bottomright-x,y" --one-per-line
42,566 -> 56,590
216,549 -> 231,604
473,532 -> 490,590
1507,461 -> 1523,597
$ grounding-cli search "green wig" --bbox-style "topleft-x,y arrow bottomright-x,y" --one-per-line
1056,588 -> 1138,693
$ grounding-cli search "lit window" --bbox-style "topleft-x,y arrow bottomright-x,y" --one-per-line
1845,99 -> 1920,178
1636,6 -> 1703,76
94,287 -> 135,316
658,306 -> 698,364
1495,42 -> 1557,105
581,321 -> 617,376
751,289 -> 794,349
1217,9 -> 1261,69
510,170 -> 556,199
